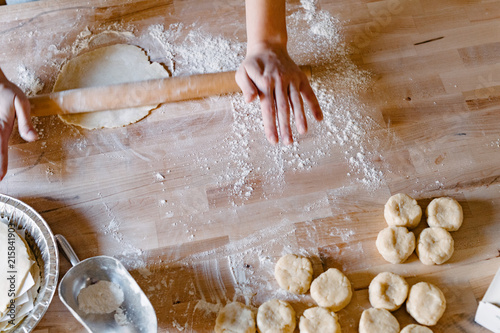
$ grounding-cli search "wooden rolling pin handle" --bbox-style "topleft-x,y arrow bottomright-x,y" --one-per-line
29,65 -> 312,117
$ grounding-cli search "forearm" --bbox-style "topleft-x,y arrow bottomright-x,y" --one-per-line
245,0 -> 287,52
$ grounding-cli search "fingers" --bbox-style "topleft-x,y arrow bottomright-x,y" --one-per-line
259,88 -> 279,145
289,83 -> 307,135
275,80 -> 292,145
14,95 -> 37,142
300,80 -> 323,122
235,67 -> 258,103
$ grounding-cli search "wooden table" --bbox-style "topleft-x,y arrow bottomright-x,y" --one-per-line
1,0 -> 500,331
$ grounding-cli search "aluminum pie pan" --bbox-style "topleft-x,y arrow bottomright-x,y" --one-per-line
0,194 -> 59,333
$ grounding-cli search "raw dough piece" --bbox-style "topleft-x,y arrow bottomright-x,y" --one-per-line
274,254 -> 313,294
358,308 -> 400,333
214,302 -> 256,333
369,272 -> 409,311
426,197 -> 463,231
400,324 -> 434,333
376,226 -> 415,264
406,282 -> 446,326
298,307 -> 341,333
53,44 -> 169,129
384,193 -> 422,229
310,268 -> 352,312
256,299 -> 296,333
0,222 -> 33,314
78,280 -> 124,314
416,227 -> 454,265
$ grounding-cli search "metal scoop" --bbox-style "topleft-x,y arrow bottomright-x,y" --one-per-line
56,234 -> 157,333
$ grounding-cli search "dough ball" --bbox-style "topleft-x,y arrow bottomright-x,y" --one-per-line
53,44 -> 169,129
358,308 -> 400,333
400,324 -> 434,333
310,268 -> 352,312
299,307 -> 341,333
214,302 -> 256,333
384,193 -> 422,229
369,272 -> 409,311
274,254 -> 313,294
376,226 -> 415,264
256,299 -> 296,333
416,227 -> 454,265
406,282 -> 446,326
425,197 -> 463,231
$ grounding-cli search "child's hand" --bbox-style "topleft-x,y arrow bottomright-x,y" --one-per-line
0,70 -> 38,181
236,43 -> 322,145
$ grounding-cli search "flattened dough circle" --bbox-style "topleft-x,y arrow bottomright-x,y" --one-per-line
406,282 -> 446,326
53,44 -> 169,129
310,268 -> 352,312
299,307 -> 341,333
214,302 -> 256,333
384,193 -> 422,229
274,254 -> 313,294
369,272 -> 409,311
425,197 -> 463,231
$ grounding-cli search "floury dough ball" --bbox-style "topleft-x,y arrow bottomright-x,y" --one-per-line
299,307 -> 341,333
406,282 -> 446,326
310,268 -> 352,312
426,197 -> 463,231
256,299 -> 296,333
384,193 -> 422,229
416,227 -> 454,265
358,308 -> 400,333
369,272 -> 409,311
400,324 -> 434,333
376,226 -> 415,264
214,302 -> 256,333
274,254 -> 313,294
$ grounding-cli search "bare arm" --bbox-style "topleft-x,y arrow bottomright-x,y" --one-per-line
0,68 -> 37,181
236,0 -> 323,145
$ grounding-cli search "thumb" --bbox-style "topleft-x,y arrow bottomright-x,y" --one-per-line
235,68 -> 258,103
14,95 -> 37,142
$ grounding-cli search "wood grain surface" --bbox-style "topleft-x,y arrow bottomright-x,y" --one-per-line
1,0 -> 500,332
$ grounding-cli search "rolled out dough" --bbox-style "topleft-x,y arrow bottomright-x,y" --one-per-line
53,44 -> 169,129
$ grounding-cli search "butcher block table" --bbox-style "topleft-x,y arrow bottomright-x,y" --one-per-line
1,0 -> 500,331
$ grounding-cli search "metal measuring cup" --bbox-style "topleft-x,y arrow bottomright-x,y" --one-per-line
56,234 -> 157,332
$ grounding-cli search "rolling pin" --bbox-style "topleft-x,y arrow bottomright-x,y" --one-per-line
29,66 -> 312,117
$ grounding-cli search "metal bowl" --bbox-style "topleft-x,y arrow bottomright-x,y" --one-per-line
0,194 -> 59,333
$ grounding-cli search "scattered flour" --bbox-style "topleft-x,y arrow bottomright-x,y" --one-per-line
16,65 -> 44,97
143,0 -> 388,201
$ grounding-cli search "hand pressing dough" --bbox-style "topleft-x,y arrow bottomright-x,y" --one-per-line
310,268 -> 352,312
376,226 -> 415,264
406,282 -> 446,326
53,44 -> 169,129
299,307 -> 341,333
369,272 -> 409,311
358,308 -> 400,333
426,197 -> 463,231
400,324 -> 434,333
274,254 -> 313,294
384,193 -> 422,229
416,227 -> 454,265
214,302 -> 256,333
256,299 -> 296,333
